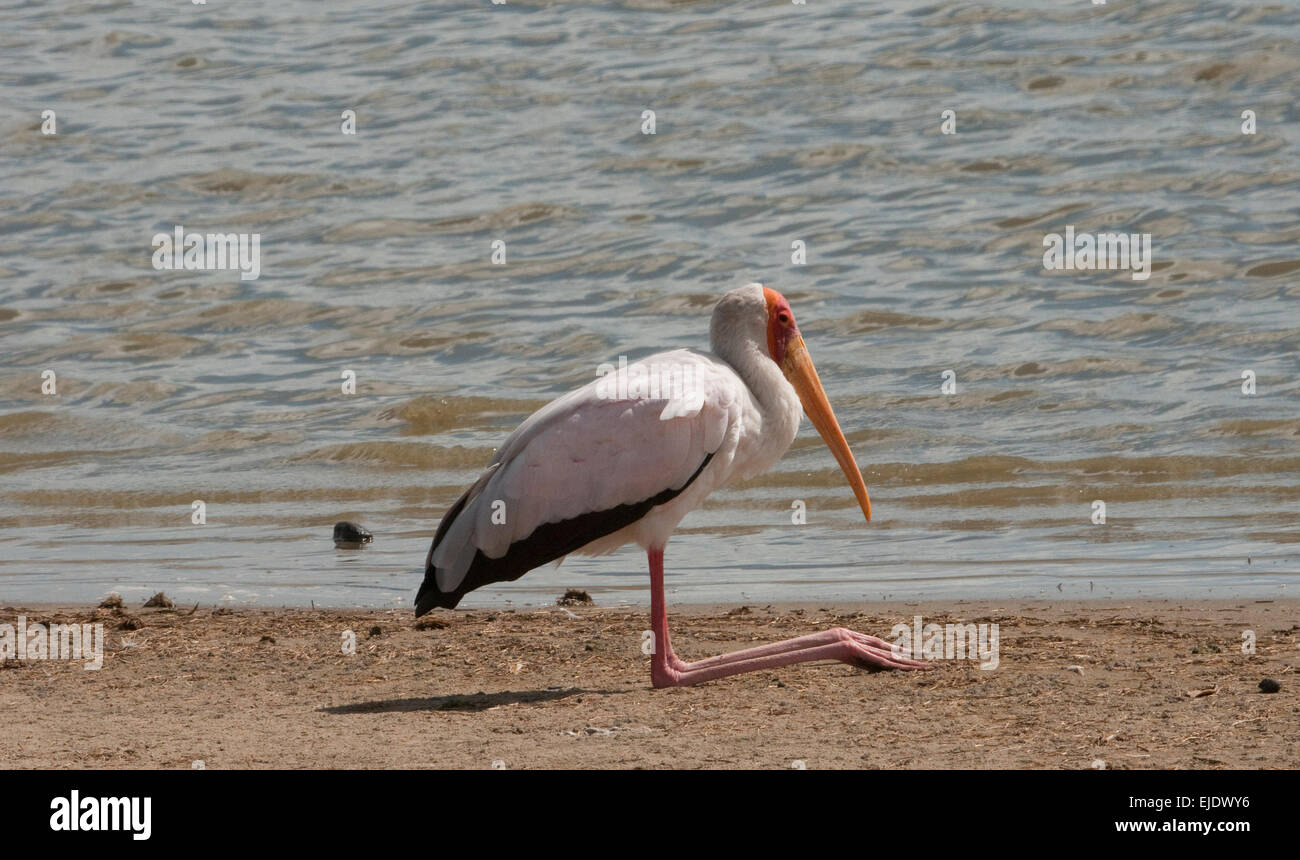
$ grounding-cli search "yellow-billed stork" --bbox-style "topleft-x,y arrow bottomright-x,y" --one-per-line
415,283 -> 927,686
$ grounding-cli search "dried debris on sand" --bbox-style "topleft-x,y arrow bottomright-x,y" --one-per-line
556,589 -> 594,607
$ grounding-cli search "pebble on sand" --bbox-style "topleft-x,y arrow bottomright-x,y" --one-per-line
1259,678 -> 1281,694
333,521 -> 373,546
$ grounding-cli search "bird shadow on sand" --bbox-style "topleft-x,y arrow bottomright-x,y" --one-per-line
320,686 -> 624,715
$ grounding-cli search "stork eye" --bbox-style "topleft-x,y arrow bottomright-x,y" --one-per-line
778,311 -> 791,325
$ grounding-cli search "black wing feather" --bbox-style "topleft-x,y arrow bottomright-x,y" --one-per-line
414,453 -> 714,615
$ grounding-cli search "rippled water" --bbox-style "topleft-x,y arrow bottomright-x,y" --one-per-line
2,0 -> 1298,609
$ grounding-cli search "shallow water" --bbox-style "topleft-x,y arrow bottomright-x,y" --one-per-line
1,0 -> 1297,609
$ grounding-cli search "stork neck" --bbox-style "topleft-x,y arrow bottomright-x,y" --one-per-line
711,329 -> 793,417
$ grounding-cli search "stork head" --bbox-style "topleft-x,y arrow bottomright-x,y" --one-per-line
721,284 -> 873,523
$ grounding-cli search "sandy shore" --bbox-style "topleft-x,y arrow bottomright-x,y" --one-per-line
1,598 -> 1295,769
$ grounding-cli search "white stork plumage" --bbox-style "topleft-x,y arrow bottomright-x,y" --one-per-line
415,283 -> 927,686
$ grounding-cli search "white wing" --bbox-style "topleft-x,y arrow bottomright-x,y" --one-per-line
420,349 -> 745,607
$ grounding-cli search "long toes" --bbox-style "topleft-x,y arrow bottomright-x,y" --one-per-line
876,646 -> 930,669
847,631 -> 898,650
843,629 -> 924,662
850,644 -> 930,672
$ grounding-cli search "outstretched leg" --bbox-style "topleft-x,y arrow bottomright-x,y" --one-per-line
646,547 -> 928,688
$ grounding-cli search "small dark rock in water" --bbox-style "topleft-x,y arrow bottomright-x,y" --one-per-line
1259,678 -> 1281,694
143,592 -> 173,609
333,521 -> 373,546
557,589 -> 594,606
99,593 -> 124,609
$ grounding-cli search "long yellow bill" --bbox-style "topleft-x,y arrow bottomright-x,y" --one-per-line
781,336 -> 872,522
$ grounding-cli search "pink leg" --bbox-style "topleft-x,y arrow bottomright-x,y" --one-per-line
647,547 -> 929,688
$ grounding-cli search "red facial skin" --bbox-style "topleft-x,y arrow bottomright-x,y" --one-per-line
763,287 -> 799,366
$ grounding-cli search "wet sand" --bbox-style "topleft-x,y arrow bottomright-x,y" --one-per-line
1,599 -> 1295,769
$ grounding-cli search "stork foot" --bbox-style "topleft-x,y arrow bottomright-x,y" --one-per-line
651,626 -> 930,688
